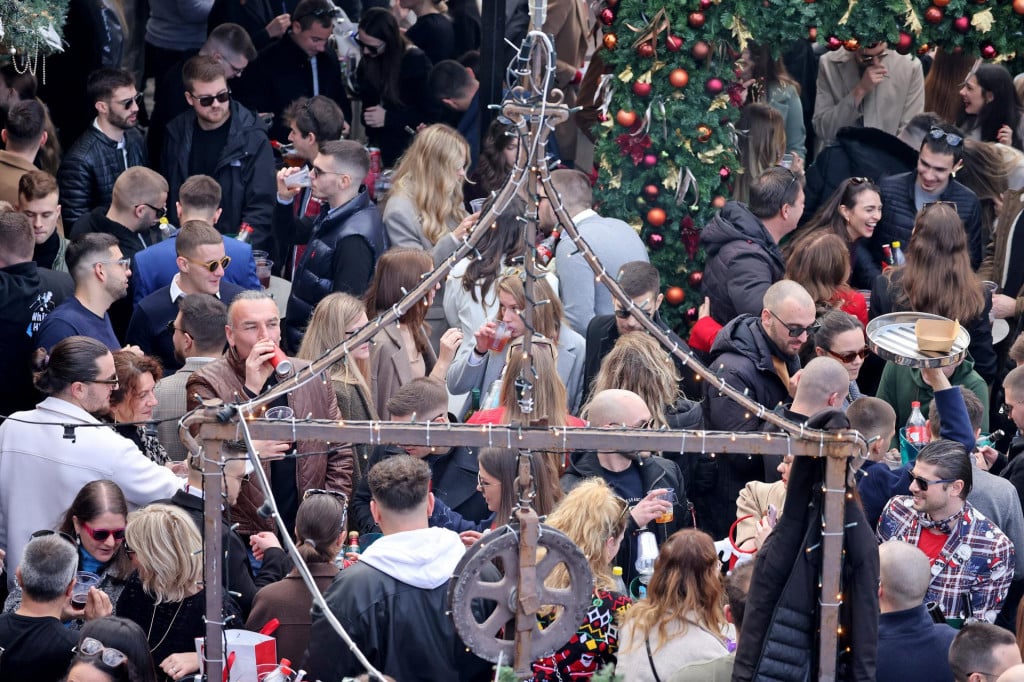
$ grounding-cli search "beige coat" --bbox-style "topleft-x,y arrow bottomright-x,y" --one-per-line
369,323 -> 438,420
734,479 -> 787,551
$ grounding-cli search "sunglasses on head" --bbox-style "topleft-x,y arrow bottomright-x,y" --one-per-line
768,309 -> 821,337
31,529 -> 77,546
77,637 -> 128,668
911,473 -> 957,491
185,255 -> 232,273
191,89 -> 231,107
303,488 -> 349,505
823,346 -> 869,363
927,126 -> 963,147
80,521 -> 125,542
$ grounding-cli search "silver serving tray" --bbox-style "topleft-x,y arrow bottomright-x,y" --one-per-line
866,312 -> 971,368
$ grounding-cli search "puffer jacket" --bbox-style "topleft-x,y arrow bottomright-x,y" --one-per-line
185,349 -> 353,536
282,189 -> 388,351
561,451 -> 691,587
700,201 -> 785,325
163,101 -> 276,255
700,314 -> 799,540
57,126 -> 148,226
733,409 -> 879,682
873,170 -> 984,268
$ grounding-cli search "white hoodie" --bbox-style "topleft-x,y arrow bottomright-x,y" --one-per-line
358,526 -> 466,589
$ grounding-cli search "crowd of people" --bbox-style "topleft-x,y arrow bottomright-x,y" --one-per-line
1,0 -> 1024,681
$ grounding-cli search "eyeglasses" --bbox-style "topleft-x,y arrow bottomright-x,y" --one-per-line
95,258 -> 130,270
768,309 -> 820,338
166,320 -> 191,337
927,126 -> 964,147
77,637 -> 128,668
185,255 -> 232,273
910,473 -> 957,491
303,6 -> 342,19
31,529 -> 77,546
303,488 -> 350,505
310,164 -> 346,178
859,51 -> 888,65
122,540 -> 136,558
477,474 -> 497,488
85,374 -> 120,389
823,346 -> 869,363
80,521 -> 125,542
353,34 -> 386,57
136,203 -> 167,220
614,298 -> 653,319
190,89 -> 231,107
223,56 -> 246,78
111,93 -> 143,109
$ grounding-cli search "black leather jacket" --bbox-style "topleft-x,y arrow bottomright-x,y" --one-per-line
57,126 -> 147,225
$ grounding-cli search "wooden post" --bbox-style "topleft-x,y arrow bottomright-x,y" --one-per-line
818,447 -> 849,681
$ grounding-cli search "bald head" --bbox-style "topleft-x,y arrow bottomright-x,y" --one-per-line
763,279 -> 814,312
586,389 -> 651,428
879,541 -> 932,613
792,357 -> 850,414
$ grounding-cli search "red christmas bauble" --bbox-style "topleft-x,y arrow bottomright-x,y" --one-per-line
691,41 -> 711,60
1015,0 -> 1024,14
637,42 -> 655,58
917,43 -> 930,55
597,112 -> 608,122
688,11 -> 706,28
924,6 -> 944,23
982,43 -> 997,59
603,33 -> 618,50
843,38 -> 860,51
697,124 -> 712,142
953,15 -> 970,32
647,207 -> 667,227
699,0 -> 712,9
826,35 -> 842,51
933,0 -> 950,6
643,184 -> 659,200
669,68 -> 689,88
706,78 -> 724,95
666,286 -> 686,306
599,7 -> 615,25
643,153 -> 658,167
665,34 -> 683,52
616,109 -> 637,127
687,271 -> 703,288
719,167 -> 731,180
646,232 -> 665,250
895,32 -> 913,54
632,80 -> 652,97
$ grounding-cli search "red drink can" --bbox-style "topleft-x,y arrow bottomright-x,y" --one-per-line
368,147 -> 382,173
269,347 -> 293,376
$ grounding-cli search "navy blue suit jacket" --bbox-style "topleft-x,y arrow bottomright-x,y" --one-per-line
132,236 -> 260,305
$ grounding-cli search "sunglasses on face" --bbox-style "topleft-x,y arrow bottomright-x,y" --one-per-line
927,126 -> 964,147
185,255 -> 232,273
112,93 -> 143,109
768,309 -> 821,337
77,637 -> 128,668
614,298 -> 653,319
354,34 -> 386,56
824,346 -> 869,363
122,540 -> 136,558
191,89 -> 231,107
911,473 -> 957,491
166,320 -> 191,337
80,521 -> 126,542
136,203 -> 167,220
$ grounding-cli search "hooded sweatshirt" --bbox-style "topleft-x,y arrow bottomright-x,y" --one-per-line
358,526 -> 466,589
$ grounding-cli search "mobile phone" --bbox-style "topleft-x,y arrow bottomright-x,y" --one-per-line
767,503 -> 778,528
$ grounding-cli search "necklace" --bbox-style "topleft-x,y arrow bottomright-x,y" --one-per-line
147,597 -> 186,653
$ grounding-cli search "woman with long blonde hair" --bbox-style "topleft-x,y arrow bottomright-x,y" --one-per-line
297,293 -> 377,478
616,530 -> 728,681
589,333 -> 683,429
532,479 -> 632,680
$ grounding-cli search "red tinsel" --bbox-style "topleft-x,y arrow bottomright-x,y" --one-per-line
726,82 -> 745,109
616,132 -> 652,166
680,223 -> 701,259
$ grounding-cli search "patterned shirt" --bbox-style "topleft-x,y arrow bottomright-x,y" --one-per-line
532,589 -> 632,681
878,496 -> 1014,622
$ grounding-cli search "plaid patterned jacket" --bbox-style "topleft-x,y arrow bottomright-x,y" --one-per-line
878,496 -> 1014,622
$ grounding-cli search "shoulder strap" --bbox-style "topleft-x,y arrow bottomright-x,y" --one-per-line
645,637 -> 663,682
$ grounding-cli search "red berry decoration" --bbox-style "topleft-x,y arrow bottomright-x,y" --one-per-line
826,35 -> 842,51
953,15 -> 970,32
632,80 -> 652,97
982,43 -> 997,59
895,32 -> 913,54
603,33 -> 618,50
924,6 -> 944,23
843,37 -> 860,51
705,78 -> 724,95
688,11 -> 706,28
643,153 -> 658,167
666,286 -> 686,306
599,7 -> 615,25
647,207 -> 667,227
691,41 -> 710,60
637,42 -> 655,58
669,68 -> 689,88
646,232 -> 665,250
687,271 -> 704,288
643,184 -> 659,200
665,34 -> 683,52
679,215 -> 694,231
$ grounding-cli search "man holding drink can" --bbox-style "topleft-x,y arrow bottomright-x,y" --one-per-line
187,290 -> 354,539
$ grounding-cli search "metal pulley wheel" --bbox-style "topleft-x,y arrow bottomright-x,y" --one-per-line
447,522 -> 593,664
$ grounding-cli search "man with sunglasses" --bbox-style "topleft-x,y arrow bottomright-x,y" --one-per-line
813,40 -> 924,153
872,121 -> 984,269
127,220 -> 246,373
163,55 -> 275,256
234,0 -> 351,144
68,167 -> 170,339
58,69 -> 148,227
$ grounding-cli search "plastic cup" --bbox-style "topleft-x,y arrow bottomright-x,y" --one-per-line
265,406 -> 294,421
489,322 -> 512,353
255,259 -> 273,289
469,198 -> 486,213
71,571 -> 101,610
284,167 -> 311,188
656,488 -> 676,524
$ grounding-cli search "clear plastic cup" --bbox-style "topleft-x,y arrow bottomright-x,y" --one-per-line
469,198 -> 486,213
71,571 -> 101,610
489,322 -> 512,352
656,488 -> 676,524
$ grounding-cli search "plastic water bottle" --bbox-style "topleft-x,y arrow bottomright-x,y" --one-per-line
262,659 -> 293,682
612,566 -> 627,595
891,240 -> 906,266
906,401 -> 929,444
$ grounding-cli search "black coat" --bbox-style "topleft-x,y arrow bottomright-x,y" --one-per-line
207,0 -> 278,50
700,314 -> 799,540
561,451 -> 690,587
57,126 -> 148,226
802,126 -> 918,222
733,410 -> 879,682
280,189 -> 388,351
700,201 -> 785,326
163,101 -> 277,255
234,33 -> 352,144
873,170 -> 984,268
357,47 -> 433,167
